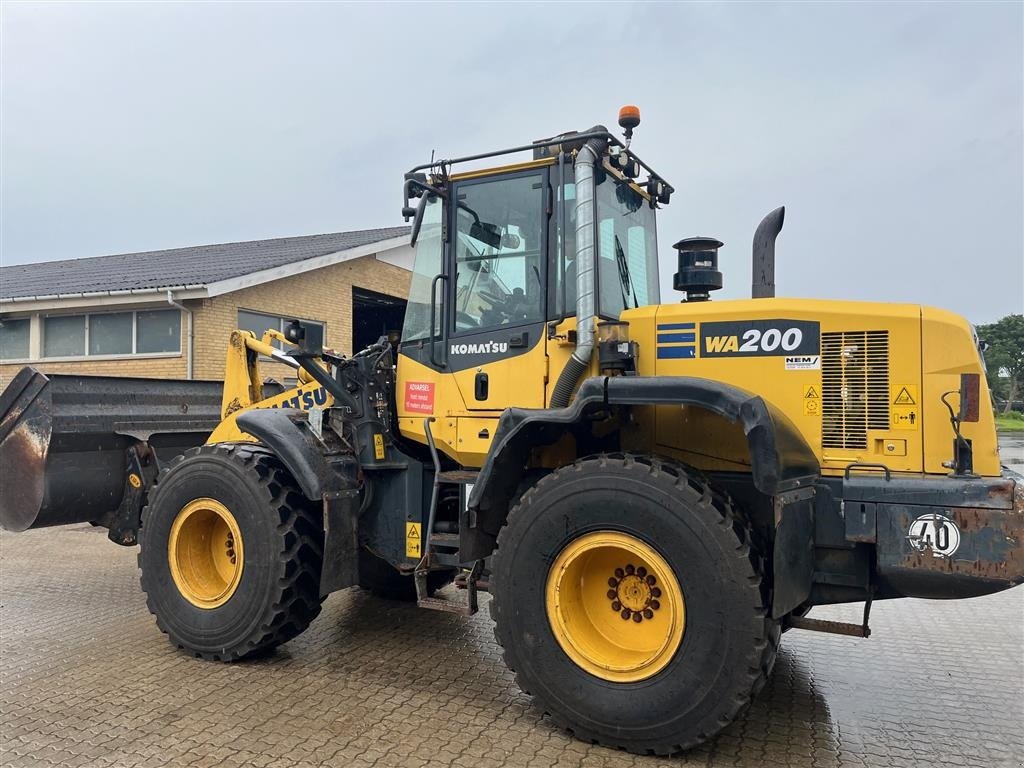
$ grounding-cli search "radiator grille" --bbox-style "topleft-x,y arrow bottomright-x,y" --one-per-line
821,331 -> 890,450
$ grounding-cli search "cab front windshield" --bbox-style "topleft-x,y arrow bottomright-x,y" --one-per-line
553,170 -> 660,318
595,172 -> 660,316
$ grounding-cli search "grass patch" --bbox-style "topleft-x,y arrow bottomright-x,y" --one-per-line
995,413 -> 1024,432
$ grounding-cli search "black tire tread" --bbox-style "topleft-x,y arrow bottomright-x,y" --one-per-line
489,453 -> 780,755
139,443 -> 323,662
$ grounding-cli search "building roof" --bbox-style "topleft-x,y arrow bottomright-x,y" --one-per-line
0,227 -> 411,302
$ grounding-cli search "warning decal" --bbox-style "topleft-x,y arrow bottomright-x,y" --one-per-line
803,385 -> 820,415
404,381 -> 435,414
893,386 -> 917,405
373,433 -> 385,460
406,522 -> 422,558
890,384 -> 919,431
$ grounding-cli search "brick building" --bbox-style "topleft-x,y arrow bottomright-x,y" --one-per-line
0,227 -> 412,387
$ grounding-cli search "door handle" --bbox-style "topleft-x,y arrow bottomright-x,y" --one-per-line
474,372 -> 489,401
509,331 -> 528,348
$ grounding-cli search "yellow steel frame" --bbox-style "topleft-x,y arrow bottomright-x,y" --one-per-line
206,328 -> 335,445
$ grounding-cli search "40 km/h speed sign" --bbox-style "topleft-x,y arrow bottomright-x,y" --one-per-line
907,514 -> 961,558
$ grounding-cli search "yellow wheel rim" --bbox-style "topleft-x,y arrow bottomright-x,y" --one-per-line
546,531 -> 685,683
168,498 -> 244,609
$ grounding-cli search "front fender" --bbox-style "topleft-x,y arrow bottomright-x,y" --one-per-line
235,409 -> 338,500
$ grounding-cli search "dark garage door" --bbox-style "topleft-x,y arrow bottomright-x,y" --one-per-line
352,287 -> 407,353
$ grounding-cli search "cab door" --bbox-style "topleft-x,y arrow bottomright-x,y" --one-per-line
446,169 -> 549,411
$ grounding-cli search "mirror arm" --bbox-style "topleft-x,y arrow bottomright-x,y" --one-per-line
405,179 -> 448,246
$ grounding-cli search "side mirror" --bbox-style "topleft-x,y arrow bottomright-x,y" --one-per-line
469,220 -> 502,249
410,193 -> 432,246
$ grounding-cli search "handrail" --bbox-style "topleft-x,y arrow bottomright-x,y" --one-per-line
428,273 -> 447,368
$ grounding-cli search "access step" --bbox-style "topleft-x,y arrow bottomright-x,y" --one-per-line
429,532 -> 459,548
786,600 -> 872,638
416,561 -> 483,616
436,470 -> 479,484
786,616 -> 871,638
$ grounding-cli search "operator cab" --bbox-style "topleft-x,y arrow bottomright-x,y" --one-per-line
399,119 -> 671,376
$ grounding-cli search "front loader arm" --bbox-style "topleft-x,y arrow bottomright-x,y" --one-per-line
209,329 -> 336,445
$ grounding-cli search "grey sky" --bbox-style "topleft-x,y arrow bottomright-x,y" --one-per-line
2,1 -> 1021,323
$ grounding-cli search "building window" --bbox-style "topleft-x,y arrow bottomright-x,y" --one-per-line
137,310 -> 182,353
43,315 -> 86,357
0,317 -> 30,360
41,309 -> 181,359
88,312 -> 133,355
238,310 -> 325,351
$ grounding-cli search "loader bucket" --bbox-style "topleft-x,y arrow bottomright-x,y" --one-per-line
0,367 -> 53,531
0,367 -> 223,532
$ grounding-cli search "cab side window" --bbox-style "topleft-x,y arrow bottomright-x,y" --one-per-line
453,174 -> 544,334
401,195 -> 444,342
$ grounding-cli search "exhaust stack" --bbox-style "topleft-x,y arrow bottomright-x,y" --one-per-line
752,206 -> 785,298
549,126 -> 608,408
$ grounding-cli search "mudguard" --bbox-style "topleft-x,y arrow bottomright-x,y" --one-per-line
469,375 -> 820,519
235,408 -> 343,500
235,408 -> 362,595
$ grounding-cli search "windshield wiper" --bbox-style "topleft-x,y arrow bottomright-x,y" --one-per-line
614,235 -> 640,309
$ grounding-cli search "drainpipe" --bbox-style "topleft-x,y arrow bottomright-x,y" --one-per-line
549,126 -> 607,408
166,289 -> 194,379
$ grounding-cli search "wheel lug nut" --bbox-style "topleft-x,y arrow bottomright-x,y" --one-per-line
625,564 -> 635,575
632,612 -> 643,623
607,577 -> 618,588
646,575 -> 656,586
636,566 -> 647,578
651,587 -> 662,598
643,609 -> 654,619
651,600 -> 660,610
606,589 -> 617,600
611,601 -> 621,611
620,609 -> 631,620
614,568 -> 624,579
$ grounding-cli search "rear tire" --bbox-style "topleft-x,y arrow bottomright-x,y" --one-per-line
139,443 -> 323,661
490,454 -> 779,755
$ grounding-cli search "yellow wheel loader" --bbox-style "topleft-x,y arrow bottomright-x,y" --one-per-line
2,108 -> 1022,754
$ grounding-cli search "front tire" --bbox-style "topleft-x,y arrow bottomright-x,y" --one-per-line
490,454 -> 779,755
139,444 -> 323,661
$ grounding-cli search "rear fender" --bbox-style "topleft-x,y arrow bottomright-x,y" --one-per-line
464,376 -> 820,561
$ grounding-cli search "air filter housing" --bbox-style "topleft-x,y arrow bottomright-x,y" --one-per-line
673,237 -> 723,302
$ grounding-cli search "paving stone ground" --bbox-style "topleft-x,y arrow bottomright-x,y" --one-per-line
1,521 -> 1021,768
